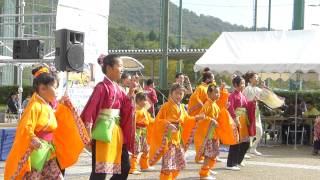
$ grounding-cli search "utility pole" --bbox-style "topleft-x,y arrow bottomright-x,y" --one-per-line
292,0 -> 305,30
176,0 -> 183,73
268,0 -> 271,31
159,0 -> 169,89
253,0 -> 258,31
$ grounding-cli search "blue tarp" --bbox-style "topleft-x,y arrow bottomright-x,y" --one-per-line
0,128 -> 16,161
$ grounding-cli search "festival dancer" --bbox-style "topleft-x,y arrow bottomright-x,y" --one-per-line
81,54 -> 135,180
5,66 -> 89,179
226,76 -> 255,171
149,83 -> 204,180
129,92 -> 155,174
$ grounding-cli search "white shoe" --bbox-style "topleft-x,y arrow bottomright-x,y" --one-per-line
200,175 -> 216,180
216,157 -> 223,162
240,162 -> 246,167
225,166 -> 240,171
244,154 -> 251,159
130,170 -> 142,175
209,170 -> 218,175
141,166 -> 155,172
196,160 -> 204,164
251,150 -> 262,156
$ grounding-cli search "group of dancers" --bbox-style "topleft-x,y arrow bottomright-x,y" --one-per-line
4,54 -> 282,180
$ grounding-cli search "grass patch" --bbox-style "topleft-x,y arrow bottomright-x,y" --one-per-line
0,104 -> 7,113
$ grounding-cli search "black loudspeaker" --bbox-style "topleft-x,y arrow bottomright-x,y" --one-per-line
13,40 -> 44,59
55,29 -> 84,72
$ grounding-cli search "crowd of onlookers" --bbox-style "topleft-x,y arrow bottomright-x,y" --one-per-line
5,91 -> 31,114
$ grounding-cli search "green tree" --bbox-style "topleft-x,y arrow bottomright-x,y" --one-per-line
148,30 -> 157,41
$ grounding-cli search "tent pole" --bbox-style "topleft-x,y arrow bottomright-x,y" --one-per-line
294,73 -> 299,150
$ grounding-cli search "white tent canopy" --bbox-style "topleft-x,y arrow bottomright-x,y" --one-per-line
194,30 -> 320,74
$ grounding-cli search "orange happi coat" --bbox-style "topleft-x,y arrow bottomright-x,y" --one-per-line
5,94 -> 89,179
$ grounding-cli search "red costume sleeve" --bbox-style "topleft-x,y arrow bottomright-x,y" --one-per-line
120,91 -> 135,153
246,101 -> 256,136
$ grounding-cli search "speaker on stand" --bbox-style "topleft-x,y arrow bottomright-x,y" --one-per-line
55,29 -> 85,72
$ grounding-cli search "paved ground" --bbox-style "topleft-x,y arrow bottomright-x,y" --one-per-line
2,145 -> 319,180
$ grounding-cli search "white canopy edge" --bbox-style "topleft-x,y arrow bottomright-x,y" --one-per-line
194,30 -> 320,74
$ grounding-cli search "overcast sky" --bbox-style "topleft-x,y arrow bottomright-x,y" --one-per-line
171,0 -> 320,30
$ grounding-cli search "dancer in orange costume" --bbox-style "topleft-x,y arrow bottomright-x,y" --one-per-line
5,66 -> 89,179
129,92 -> 155,174
215,83 -> 239,146
183,68 -> 215,163
195,85 -> 220,180
149,84 -> 204,180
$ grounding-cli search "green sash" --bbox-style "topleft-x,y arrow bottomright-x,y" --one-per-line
92,109 -> 120,143
30,140 -> 54,171
208,120 -> 217,140
235,108 -> 250,126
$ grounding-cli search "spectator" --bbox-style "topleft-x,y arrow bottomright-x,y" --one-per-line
175,73 -> 193,94
6,92 -> 19,114
22,94 -> 32,109
121,72 -> 132,94
304,101 -> 320,117
284,100 -> 303,117
144,79 -> 158,117
298,98 -> 307,115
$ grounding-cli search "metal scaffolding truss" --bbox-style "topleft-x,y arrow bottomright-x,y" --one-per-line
108,49 -> 207,59
0,0 -> 58,56
0,0 -> 58,86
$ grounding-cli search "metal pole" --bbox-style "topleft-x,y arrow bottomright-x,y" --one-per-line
20,0 -> 25,37
17,65 -> 23,119
15,0 -> 20,38
268,0 -> 271,31
292,0 -> 305,30
253,0 -> 258,31
151,58 -> 155,81
176,0 -> 183,73
32,0 -> 35,36
159,0 -> 169,89
65,72 -> 69,95
294,73 -> 299,149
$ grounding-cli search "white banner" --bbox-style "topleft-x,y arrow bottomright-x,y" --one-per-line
56,0 -> 108,82
56,0 -> 109,111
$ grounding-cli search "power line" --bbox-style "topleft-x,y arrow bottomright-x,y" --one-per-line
179,2 -> 295,8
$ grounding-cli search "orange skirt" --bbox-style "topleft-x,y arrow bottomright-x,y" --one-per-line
216,108 -> 239,145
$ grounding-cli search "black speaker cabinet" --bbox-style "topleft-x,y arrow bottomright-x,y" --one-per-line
13,40 -> 44,59
55,29 -> 85,72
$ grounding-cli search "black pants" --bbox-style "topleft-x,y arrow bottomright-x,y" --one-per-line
227,141 -> 250,167
314,140 -> 320,152
90,140 -> 130,180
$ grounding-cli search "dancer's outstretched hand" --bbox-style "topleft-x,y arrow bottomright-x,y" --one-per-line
168,123 -> 178,133
195,113 -> 205,121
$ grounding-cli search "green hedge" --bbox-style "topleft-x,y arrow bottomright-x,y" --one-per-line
0,86 -> 33,105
